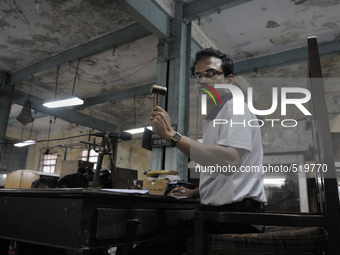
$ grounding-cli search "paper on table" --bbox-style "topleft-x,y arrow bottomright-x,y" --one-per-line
102,189 -> 149,194
170,196 -> 189,199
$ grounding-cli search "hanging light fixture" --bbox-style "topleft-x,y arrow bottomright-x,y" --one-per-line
16,76 -> 34,126
43,61 -> 84,108
16,100 -> 34,125
44,117 -> 53,155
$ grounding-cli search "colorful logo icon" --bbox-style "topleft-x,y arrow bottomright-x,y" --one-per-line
197,82 -> 222,107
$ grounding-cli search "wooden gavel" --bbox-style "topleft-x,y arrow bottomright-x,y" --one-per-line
150,85 -> 167,106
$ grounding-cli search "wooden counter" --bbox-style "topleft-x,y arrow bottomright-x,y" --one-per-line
0,189 -> 199,254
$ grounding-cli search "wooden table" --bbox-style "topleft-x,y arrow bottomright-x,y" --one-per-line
0,189 -> 199,254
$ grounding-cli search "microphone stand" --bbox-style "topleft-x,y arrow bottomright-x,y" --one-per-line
92,133 -> 116,189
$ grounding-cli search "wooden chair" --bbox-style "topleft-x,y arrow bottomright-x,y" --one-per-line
189,37 -> 340,255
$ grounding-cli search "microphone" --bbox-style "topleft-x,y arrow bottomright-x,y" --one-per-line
91,132 -> 132,141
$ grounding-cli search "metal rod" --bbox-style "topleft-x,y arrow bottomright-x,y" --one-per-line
92,136 -> 107,189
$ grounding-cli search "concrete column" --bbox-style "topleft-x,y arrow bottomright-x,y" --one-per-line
150,40 -> 169,171
151,0 -> 191,181
0,72 -> 14,164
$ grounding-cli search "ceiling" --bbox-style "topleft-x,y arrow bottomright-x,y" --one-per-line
2,0 -> 340,141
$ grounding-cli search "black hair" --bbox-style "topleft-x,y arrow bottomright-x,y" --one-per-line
31,176 -> 58,188
58,173 -> 89,188
191,47 -> 234,77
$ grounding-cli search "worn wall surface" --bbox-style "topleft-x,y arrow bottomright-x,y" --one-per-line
115,134 -> 152,180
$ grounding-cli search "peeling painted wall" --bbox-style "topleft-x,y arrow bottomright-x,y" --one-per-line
116,135 -> 151,180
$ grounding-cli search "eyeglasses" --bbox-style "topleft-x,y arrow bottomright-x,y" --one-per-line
192,69 -> 227,79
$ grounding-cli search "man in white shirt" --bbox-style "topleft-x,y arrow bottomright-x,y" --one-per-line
130,47 -> 266,255
152,47 -> 266,206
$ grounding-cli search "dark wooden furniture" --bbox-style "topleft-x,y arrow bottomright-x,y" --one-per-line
112,168 -> 138,189
0,188 -> 199,254
193,37 -> 340,254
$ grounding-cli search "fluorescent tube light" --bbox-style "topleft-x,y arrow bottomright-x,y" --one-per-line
43,97 -> 84,108
125,126 -> 152,134
14,140 -> 36,147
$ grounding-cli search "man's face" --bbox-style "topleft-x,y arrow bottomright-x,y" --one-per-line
194,57 -> 233,99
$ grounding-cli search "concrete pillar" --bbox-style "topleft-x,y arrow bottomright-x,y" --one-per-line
150,40 -> 169,171
151,0 -> 191,180
0,72 -> 14,164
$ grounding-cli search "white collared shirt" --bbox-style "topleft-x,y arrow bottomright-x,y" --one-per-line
198,98 -> 267,206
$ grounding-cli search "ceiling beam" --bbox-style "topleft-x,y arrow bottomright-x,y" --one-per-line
10,82 -> 155,128
11,38 -> 340,110
8,23 -> 152,86
114,0 -> 171,39
9,38 -> 339,128
234,39 -> 340,75
8,1 -> 208,87
12,90 -> 116,132
10,83 -> 154,126
183,0 -> 253,22
80,83 -> 154,108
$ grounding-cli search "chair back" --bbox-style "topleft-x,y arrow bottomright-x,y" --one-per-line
306,36 -> 340,247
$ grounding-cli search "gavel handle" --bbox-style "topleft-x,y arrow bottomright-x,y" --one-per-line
156,94 -> 160,106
